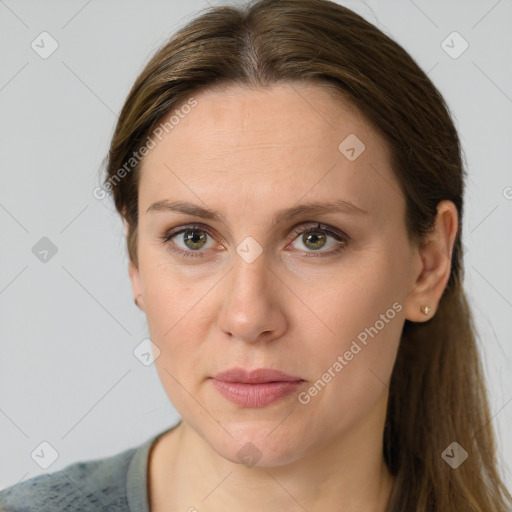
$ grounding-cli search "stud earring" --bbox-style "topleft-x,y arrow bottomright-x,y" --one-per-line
421,305 -> 431,316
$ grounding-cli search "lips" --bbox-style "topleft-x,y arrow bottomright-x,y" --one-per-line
212,367 -> 303,384
210,367 -> 305,408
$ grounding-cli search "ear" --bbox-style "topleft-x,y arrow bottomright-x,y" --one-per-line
124,218 -> 145,311
404,200 -> 459,322
129,260 -> 145,312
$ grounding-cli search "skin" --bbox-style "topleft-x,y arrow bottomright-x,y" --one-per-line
128,82 -> 458,511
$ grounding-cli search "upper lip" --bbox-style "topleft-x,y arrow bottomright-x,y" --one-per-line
212,367 -> 303,384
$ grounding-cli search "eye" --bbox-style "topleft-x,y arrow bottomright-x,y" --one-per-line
159,222 -> 349,259
287,223 -> 349,257
159,224 -> 220,259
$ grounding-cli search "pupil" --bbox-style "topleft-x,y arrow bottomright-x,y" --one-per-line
184,230 -> 206,249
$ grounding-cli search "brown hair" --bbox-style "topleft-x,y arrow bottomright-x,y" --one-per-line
102,0 -> 511,510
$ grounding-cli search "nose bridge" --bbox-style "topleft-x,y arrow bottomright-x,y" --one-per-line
229,244 -> 272,302
217,243 -> 285,341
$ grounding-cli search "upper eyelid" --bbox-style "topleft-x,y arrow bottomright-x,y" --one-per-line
163,223 -> 224,244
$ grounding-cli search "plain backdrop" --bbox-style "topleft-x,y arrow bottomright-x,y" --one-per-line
1,0 -> 511,493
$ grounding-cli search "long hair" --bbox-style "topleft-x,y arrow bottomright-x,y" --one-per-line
102,1 -> 511,509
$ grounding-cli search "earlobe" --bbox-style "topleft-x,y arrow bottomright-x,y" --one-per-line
404,200 -> 459,322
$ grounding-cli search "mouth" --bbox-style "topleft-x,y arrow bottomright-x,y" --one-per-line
212,367 -> 303,384
210,367 -> 305,408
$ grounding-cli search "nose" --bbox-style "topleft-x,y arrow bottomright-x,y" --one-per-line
216,250 -> 288,344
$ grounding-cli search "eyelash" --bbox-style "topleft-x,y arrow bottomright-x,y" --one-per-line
158,223 -> 350,260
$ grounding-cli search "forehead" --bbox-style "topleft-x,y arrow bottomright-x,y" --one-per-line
138,82 -> 401,225
155,83 -> 376,152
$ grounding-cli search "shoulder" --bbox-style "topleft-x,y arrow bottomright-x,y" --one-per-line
0,444 -> 138,512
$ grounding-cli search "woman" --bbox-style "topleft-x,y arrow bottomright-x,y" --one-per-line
1,0 -> 510,510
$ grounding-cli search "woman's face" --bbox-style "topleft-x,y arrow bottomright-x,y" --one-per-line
130,82 -> 421,466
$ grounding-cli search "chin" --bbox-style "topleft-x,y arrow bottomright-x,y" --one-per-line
205,424 -> 309,468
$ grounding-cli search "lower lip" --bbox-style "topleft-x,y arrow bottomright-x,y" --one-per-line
211,379 -> 304,408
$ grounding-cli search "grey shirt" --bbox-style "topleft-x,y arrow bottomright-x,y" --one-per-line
0,423 -> 180,512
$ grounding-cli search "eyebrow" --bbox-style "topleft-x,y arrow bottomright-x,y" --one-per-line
146,198 -> 368,225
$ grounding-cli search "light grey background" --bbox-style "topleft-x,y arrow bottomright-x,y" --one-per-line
1,0 -> 511,492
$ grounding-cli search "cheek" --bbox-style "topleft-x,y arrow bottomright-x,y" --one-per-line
297,295 -> 402,438
310,243 -> 405,335
140,250 -> 211,338
305,279 -> 403,392
297,245 -> 405,383
145,278 -> 210,363
139,259 -> 210,381
146,287 -> 212,421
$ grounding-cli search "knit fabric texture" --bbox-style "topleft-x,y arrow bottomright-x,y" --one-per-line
0,425 -> 178,512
